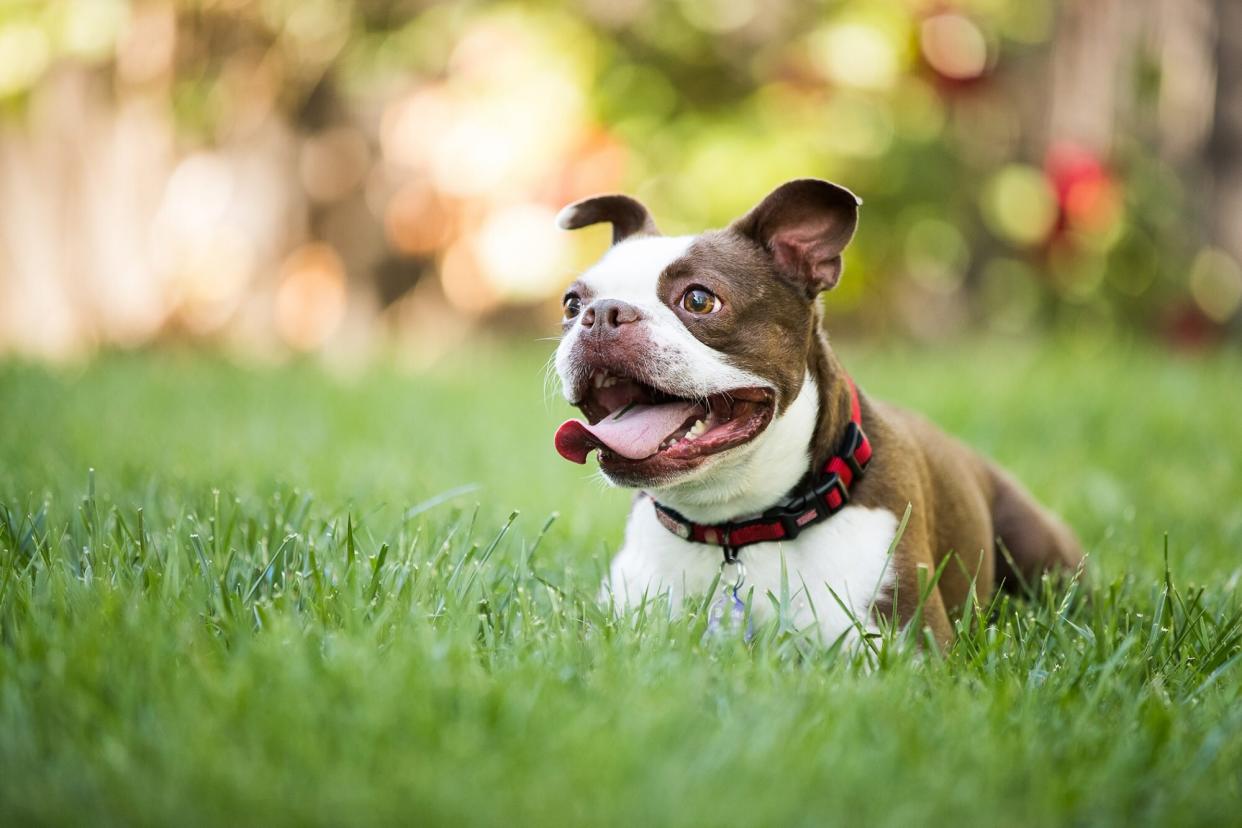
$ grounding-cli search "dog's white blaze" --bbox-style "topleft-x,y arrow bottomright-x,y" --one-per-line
608,499 -> 898,644
555,235 -> 768,403
575,235 -> 695,302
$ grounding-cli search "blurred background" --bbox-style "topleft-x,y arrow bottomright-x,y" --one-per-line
1,0 -> 1240,362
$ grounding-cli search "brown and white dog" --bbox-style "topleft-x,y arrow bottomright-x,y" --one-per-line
551,179 -> 1082,647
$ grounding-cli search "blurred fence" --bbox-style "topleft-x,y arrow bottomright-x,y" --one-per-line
0,0 -> 1239,360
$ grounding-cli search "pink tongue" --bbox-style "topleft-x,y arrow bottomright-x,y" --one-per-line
555,401 -> 701,464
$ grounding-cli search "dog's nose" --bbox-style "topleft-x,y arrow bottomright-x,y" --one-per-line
581,299 -> 641,334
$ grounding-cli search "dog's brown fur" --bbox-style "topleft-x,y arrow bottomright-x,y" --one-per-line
808,321 -> 1083,646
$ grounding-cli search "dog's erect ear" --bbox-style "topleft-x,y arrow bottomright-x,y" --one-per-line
732,179 -> 861,297
556,194 -> 660,245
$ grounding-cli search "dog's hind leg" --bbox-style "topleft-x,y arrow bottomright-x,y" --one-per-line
988,466 -> 1083,592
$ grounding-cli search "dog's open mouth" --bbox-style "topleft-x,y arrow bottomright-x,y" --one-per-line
555,369 -> 774,472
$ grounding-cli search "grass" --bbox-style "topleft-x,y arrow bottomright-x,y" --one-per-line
1,339 -> 1241,826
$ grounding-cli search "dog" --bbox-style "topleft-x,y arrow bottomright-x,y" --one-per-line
551,179 -> 1083,647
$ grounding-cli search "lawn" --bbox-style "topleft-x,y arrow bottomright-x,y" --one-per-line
1,340 -> 1240,826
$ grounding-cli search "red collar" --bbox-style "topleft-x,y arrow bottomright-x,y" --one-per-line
650,376 -> 872,557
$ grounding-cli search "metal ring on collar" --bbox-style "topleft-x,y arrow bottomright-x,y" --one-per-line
719,558 -> 746,591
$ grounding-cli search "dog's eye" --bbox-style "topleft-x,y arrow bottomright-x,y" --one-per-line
681,287 -> 721,315
562,294 -> 582,320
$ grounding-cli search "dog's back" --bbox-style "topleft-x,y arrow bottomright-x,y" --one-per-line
869,400 -> 1083,620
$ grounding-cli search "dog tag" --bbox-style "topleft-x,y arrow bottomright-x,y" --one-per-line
705,586 -> 753,642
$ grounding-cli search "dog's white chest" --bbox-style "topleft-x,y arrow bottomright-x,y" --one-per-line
607,498 -> 898,644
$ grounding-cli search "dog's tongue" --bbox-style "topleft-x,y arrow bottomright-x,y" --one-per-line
555,401 -> 700,464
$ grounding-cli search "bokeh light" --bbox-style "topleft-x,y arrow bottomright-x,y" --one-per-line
274,243 -> 347,350
1189,248 -> 1242,323
981,165 -> 1059,248
920,13 -> 990,81
474,204 -> 572,301
0,23 -> 49,96
811,21 -> 903,91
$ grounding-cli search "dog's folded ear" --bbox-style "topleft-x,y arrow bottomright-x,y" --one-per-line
732,179 -> 861,297
556,194 -> 660,245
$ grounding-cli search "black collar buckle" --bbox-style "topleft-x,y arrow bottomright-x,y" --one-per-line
816,472 -> 850,510
768,471 -> 849,541
839,422 -> 866,479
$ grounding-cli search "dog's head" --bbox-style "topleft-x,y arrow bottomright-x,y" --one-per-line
553,179 -> 860,494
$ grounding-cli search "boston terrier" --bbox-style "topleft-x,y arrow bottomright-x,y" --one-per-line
552,179 -> 1082,648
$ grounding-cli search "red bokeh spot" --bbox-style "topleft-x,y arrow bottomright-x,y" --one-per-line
1044,142 -> 1123,240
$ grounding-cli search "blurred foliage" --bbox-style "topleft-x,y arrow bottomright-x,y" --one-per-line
0,0 -> 1237,351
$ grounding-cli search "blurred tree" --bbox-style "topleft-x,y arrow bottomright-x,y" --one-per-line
0,0 -> 1238,358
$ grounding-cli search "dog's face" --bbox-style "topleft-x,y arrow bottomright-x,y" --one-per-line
553,179 -> 859,492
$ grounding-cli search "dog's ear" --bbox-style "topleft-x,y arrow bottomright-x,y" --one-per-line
556,194 -> 660,245
732,179 -> 861,297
